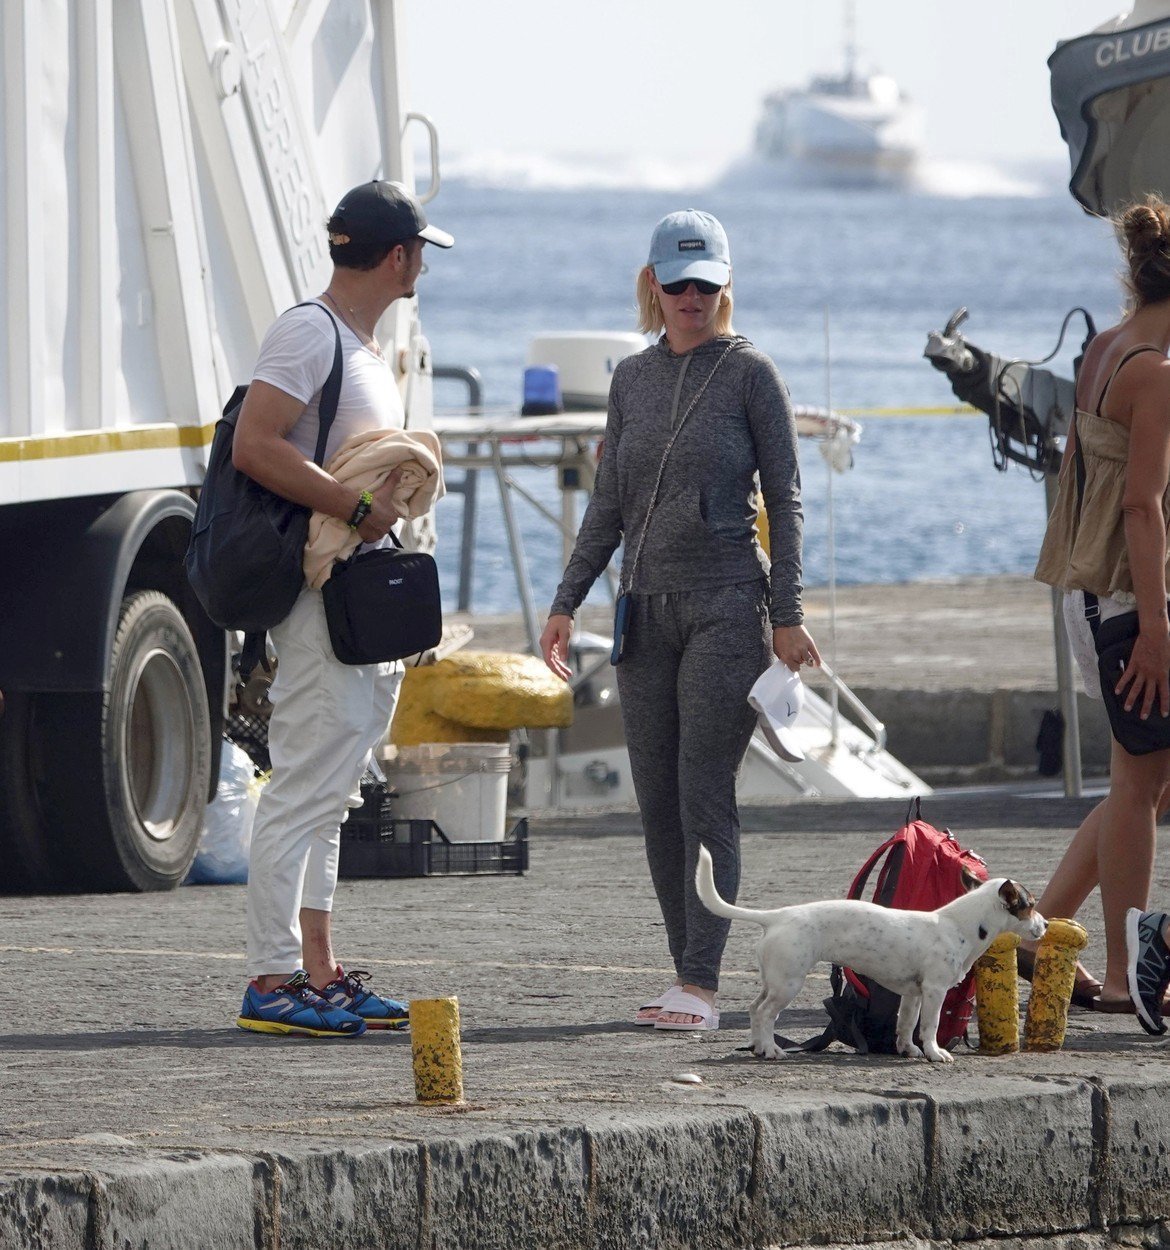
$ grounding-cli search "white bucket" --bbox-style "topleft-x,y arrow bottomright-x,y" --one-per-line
385,743 -> 511,843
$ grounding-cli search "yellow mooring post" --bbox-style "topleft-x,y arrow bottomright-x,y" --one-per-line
974,932 -> 1021,1055
1023,919 -> 1089,1052
410,997 -> 464,1104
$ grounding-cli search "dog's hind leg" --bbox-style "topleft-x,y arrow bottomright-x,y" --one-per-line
895,990 -> 924,1059
749,972 -> 805,1060
916,987 -> 953,1063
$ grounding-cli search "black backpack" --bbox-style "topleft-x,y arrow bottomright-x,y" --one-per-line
185,303 -> 342,663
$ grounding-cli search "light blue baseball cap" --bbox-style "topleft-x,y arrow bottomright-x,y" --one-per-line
647,209 -> 731,286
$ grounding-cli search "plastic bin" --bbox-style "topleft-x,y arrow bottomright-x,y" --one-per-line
339,781 -> 528,879
383,743 -> 512,842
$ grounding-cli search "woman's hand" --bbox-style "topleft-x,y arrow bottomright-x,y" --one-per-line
773,625 -> 821,673
1117,624 -> 1170,719
540,614 -> 573,681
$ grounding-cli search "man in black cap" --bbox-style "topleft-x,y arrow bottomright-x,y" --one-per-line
232,181 -> 453,1038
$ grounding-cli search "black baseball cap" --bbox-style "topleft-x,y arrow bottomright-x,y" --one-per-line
327,180 -> 454,249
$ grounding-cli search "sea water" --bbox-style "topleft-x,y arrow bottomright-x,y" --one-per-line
419,159 -> 1122,615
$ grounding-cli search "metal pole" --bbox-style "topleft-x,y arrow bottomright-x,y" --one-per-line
1044,472 -> 1083,797
824,306 -> 840,747
491,442 -> 541,654
432,365 -> 482,611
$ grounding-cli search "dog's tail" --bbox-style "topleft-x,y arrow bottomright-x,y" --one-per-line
695,845 -> 775,927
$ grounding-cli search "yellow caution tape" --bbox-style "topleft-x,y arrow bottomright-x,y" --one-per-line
836,405 -> 980,418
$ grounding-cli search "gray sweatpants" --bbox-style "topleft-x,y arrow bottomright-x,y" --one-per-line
615,579 -> 772,991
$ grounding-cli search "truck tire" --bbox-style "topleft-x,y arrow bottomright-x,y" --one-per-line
38,592 -> 211,891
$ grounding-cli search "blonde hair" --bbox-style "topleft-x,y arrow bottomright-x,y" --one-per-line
1119,194 -> 1170,308
635,265 -> 734,337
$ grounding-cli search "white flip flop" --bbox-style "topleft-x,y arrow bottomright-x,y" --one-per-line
634,986 -> 681,1026
653,989 -> 719,1032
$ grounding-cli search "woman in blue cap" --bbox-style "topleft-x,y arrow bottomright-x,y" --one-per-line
539,209 -> 819,1031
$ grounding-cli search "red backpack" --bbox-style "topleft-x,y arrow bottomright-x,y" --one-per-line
805,797 -> 988,1055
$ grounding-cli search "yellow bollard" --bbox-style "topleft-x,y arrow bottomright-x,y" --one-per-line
410,997 -> 464,1104
974,932 -> 1020,1054
1023,919 -> 1089,1052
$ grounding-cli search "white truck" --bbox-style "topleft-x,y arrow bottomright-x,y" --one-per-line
0,1 -> 439,891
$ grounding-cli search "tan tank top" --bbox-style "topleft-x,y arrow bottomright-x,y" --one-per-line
1034,344 -> 1170,596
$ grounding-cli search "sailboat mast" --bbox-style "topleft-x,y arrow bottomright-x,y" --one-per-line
844,0 -> 857,83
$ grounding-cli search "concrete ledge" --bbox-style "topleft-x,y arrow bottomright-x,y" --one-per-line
0,1172 -> 90,1249
753,1094 -> 928,1244
8,1077 -> 1170,1248
853,687 -> 1114,780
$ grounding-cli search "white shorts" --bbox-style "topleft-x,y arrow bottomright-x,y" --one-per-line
1062,589 -> 1136,700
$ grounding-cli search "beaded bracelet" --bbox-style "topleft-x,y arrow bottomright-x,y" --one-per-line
347,489 -> 374,530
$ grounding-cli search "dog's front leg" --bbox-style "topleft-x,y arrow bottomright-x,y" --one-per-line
895,991 -> 924,1059
916,988 -> 953,1064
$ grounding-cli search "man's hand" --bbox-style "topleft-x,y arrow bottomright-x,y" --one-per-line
355,466 -> 406,543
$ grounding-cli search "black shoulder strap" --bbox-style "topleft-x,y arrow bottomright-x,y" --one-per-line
1070,415 -> 1103,638
236,303 -> 344,685
1093,343 -> 1163,418
290,300 -> 344,468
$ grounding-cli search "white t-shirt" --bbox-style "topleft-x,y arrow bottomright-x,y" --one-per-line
251,300 -> 403,463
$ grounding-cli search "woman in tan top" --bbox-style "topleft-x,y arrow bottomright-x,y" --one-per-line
1032,196 -> 1170,1024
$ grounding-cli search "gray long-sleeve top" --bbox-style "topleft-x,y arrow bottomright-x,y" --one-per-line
549,334 -> 804,626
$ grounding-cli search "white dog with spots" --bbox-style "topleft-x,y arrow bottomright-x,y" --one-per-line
695,845 -> 1046,1062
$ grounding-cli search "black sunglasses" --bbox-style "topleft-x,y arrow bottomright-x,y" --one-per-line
660,278 -> 722,296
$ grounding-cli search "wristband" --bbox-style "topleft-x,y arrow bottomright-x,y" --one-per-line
347,489 -> 374,530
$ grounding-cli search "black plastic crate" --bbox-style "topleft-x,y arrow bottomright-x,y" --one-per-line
225,711 -> 271,773
339,783 -> 527,879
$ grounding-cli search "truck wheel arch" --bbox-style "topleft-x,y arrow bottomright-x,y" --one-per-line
0,489 -> 228,891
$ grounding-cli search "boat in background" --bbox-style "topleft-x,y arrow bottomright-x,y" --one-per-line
753,0 -> 923,186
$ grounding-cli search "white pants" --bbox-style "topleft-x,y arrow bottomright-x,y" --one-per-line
245,587 -> 403,978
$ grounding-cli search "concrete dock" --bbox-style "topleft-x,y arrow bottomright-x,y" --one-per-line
6,789 -> 1170,1248
461,575 -> 1117,784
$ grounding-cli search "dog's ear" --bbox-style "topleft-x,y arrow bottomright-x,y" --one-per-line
998,879 -> 1035,917
960,865 -> 983,893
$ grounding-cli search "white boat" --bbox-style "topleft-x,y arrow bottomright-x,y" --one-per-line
753,2 -> 923,185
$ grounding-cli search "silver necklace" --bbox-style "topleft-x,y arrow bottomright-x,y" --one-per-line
322,290 -> 384,359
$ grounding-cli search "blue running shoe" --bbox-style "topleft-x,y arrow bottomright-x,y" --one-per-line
237,970 -> 367,1037
316,966 -> 409,1031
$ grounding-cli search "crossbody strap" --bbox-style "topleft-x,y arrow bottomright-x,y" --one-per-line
619,340 -> 736,595
290,300 -> 345,468
1071,412 -> 1103,638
